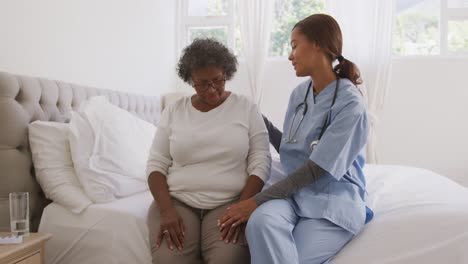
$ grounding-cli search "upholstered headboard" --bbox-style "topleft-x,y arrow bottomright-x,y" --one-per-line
0,71 -> 161,232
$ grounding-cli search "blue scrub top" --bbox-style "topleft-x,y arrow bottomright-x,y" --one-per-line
279,78 -> 371,235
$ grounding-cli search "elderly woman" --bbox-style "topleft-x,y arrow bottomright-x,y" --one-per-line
146,38 -> 271,264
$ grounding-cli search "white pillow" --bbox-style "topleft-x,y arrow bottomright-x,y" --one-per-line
69,96 -> 156,203
28,121 -> 92,213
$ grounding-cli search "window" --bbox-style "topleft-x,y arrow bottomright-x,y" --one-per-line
178,0 -> 241,54
394,0 -> 468,55
178,0 -> 325,58
269,0 -> 325,57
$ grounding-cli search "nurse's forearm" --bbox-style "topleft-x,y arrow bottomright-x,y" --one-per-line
253,160 -> 325,205
262,115 -> 282,153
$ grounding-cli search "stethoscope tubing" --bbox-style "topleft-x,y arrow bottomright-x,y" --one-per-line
284,78 -> 340,145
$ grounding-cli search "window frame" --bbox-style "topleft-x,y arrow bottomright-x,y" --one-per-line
176,0 -> 236,56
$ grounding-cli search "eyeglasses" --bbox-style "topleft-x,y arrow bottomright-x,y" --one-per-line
192,77 -> 226,92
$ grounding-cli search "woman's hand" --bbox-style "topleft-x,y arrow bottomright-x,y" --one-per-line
218,198 -> 258,231
156,206 -> 185,251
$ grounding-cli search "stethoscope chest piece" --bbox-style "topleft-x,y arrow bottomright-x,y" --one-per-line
310,140 -> 319,151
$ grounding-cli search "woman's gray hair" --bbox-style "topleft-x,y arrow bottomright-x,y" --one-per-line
177,38 -> 238,84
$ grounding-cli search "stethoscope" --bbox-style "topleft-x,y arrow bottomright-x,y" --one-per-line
284,78 -> 340,151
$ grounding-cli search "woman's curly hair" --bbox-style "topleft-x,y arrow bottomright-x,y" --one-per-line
177,38 -> 238,84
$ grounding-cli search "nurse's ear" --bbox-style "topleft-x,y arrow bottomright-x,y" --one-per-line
310,41 -> 321,51
307,40 -> 320,52
310,41 -> 327,61
310,42 -> 327,61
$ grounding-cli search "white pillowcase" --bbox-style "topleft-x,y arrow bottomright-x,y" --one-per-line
69,96 -> 157,203
28,121 -> 92,213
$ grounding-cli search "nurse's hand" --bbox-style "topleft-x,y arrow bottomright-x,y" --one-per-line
218,198 -> 258,230
219,223 -> 246,245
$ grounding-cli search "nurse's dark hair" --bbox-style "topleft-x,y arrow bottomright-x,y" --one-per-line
177,38 -> 238,84
293,14 -> 362,86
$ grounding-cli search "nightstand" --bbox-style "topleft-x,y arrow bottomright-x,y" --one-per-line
0,233 -> 52,264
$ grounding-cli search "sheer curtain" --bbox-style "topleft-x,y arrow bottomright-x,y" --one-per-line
237,0 -> 275,106
326,0 -> 394,163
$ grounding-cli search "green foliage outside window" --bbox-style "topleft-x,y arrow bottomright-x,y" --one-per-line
269,0 -> 325,57
207,0 -> 227,16
448,20 -> 468,53
393,11 -> 439,55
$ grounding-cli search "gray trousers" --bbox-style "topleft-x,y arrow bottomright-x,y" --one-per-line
147,198 -> 250,264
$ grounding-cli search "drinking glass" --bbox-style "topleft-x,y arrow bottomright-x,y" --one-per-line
9,192 -> 30,236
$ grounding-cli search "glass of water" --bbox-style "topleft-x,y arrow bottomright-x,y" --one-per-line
9,192 -> 30,236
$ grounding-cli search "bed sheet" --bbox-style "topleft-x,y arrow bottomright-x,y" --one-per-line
39,164 -> 468,264
39,191 -> 153,264
332,165 -> 468,264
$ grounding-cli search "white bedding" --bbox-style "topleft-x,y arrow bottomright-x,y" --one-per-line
39,165 -> 468,264
39,191 -> 153,264
333,165 -> 468,264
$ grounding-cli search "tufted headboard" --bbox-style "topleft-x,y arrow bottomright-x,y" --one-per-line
0,71 -> 161,232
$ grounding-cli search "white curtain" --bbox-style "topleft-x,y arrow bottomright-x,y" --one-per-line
237,0 -> 275,106
326,0 -> 394,164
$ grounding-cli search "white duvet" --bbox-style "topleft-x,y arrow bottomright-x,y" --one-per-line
39,191 -> 153,264
333,165 -> 468,264
39,165 -> 468,264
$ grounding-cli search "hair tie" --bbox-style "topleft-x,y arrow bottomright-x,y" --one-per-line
336,55 -> 344,63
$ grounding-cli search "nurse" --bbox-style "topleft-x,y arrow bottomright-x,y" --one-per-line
218,14 -> 373,264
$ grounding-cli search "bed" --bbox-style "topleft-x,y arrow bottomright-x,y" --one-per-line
1,71 -> 468,264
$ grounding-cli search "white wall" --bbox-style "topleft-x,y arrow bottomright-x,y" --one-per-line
256,57 -> 468,185
0,0 -> 176,96
378,57 -> 468,185
258,59 -> 307,126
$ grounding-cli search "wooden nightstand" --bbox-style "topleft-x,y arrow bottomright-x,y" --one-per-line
0,233 -> 52,264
